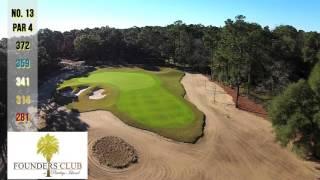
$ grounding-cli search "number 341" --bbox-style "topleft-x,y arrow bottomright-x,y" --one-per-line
16,77 -> 30,87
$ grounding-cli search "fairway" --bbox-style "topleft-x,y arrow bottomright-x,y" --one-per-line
58,68 -> 204,142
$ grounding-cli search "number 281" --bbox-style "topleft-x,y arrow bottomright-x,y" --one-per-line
16,112 -> 30,122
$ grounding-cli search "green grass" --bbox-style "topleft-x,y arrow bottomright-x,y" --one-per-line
58,67 -> 204,142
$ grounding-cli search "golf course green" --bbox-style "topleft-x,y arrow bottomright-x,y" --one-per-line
58,68 -> 204,142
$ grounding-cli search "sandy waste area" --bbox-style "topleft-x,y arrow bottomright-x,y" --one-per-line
80,73 -> 319,180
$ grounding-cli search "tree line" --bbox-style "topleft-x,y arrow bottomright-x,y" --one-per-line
33,16 -> 320,96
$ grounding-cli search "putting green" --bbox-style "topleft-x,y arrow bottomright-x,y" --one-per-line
60,71 -> 156,91
58,68 -> 204,142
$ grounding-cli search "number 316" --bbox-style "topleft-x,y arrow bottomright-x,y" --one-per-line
16,95 -> 31,105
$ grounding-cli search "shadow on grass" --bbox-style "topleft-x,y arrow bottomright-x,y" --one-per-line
39,109 -> 89,132
62,67 -> 97,81
139,65 -> 160,71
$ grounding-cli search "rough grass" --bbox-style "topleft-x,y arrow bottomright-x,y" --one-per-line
58,67 -> 204,142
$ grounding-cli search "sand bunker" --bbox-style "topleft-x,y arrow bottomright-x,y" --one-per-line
75,87 -> 89,96
91,136 -> 138,169
89,89 -> 106,100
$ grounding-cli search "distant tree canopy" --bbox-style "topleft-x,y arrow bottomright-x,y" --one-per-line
32,17 -> 320,96
74,34 -> 102,63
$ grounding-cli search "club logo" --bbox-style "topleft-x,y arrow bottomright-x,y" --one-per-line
37,134 -> 59,177
8,132 -> 88,179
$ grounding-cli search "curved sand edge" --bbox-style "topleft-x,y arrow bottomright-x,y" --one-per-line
89,89 -> 106,100
75,87 -> 90,96
81,73 -> 318,180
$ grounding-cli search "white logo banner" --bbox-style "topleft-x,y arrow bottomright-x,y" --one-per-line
8,132 -> 88,179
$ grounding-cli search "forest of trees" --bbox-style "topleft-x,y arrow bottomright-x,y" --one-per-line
0,15 -> 319,171
32,16 -> 320,98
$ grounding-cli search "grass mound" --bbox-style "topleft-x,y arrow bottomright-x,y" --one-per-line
58,68 -> 204,142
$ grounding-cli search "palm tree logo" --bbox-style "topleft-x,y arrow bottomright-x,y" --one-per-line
37,134 -> 59,177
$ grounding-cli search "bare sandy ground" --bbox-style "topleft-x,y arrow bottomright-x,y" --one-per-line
80,73 -> 319,180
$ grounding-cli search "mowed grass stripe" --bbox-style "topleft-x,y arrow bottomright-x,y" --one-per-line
117,87 -> 194,128
58,68 -> 204,142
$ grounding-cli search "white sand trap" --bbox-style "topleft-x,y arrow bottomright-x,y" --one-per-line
75,87 -> 89,96
89,89 -> 106,100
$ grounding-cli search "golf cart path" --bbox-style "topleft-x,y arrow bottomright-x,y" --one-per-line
80,73 -> 318,180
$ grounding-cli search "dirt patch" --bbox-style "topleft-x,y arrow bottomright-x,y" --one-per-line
217,82 -> 268,118
91,136 -> 138,169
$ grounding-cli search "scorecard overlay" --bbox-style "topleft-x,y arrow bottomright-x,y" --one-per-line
7,0 -> 38,131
